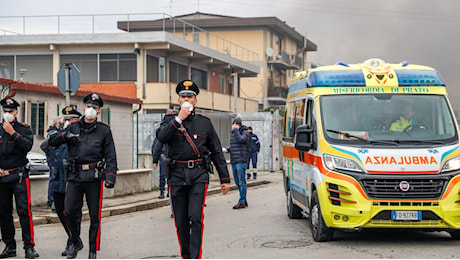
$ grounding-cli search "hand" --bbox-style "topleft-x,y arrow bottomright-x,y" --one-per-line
64,132 -> 79,143
105,180 -> 115,189
177,106 -> 192,121
221,183 -> 229,195
231,123 -> 239,130
153,163 -> 158,168
2,121 -> 15,135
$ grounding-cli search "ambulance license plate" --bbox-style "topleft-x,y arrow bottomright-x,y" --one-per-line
391,210 -> 421,221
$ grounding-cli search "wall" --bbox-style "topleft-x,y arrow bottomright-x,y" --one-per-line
29,168 -> 152,206
14,89 -> 135,170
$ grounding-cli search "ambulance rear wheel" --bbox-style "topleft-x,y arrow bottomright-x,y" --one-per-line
449,230 -> 460,240
287,190 -> 302,219
310,190 -> 334,242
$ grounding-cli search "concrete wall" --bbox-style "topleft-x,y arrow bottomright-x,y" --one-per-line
29,168 -> 152,207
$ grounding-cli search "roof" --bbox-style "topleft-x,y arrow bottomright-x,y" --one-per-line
0,78 -> 142,105
117,12 -> 317,51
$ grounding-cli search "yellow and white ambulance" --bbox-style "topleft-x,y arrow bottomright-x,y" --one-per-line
283,58 -> 460,241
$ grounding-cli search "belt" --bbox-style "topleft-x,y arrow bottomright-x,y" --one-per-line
0,167 -> 22,176
173,159 -> 204,169
76,163 -> 97,171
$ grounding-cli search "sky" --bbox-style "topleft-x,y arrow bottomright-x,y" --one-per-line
2,0 -> 460,110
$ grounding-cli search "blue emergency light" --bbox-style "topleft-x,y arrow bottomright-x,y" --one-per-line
394,70 -> 445,86
307,71 -> 366,87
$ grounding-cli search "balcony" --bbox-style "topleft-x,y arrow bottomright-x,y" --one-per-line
267,51 -> 301,70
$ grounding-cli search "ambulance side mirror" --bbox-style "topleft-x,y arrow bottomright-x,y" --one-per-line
294,124 -> 316,151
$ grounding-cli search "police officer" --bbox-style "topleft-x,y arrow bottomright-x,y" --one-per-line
156,80 -> 230,259
49,93 -> 117,259
0,92 -> 39,259
51,106 -> 82,257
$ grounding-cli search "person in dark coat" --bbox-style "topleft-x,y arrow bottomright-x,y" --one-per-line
156,79 -> 230,259
151,137 -> 169,198
228,117 -> 250,209
49,93 -> 117,259
45,106 -> 81,257
0,92 -> 39,259
246,126 -> 260,180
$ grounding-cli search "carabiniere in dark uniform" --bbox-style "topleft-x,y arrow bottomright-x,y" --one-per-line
0,92 -> 39,259
156,80 -> 230,259
49,93 -> 117,259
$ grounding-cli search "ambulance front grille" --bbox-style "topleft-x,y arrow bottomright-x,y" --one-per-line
361,178 -> 446,199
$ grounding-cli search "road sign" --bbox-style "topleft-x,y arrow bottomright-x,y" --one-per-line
57,63 -> 80,96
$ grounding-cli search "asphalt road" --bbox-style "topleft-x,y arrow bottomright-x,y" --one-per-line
13,173 -> 460,258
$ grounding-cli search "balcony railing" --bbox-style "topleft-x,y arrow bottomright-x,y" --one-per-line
0,13 -> 259,65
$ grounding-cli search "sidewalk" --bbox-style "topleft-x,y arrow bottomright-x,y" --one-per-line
25,170 -> 281,227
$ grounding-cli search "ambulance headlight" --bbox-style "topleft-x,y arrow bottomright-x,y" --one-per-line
323,154 -> 364,173
441,156 -> 460,173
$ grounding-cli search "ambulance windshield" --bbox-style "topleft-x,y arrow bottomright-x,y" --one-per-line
321,94 -> 458,146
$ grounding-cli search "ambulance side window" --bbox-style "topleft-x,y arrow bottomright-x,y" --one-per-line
287,99 -> 306,139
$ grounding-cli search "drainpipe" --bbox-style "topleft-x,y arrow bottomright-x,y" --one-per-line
133,104 -> 142,168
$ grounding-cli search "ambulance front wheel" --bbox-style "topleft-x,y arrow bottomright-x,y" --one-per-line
287,190 -> 302,219
310,190 -> 334,242
449,230 -> 460,240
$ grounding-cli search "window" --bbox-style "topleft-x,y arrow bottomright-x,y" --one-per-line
100,107 -> 110,125
16,55 -> 53,83
100,54 -> 136,82
219,77 -> 225,93
146,55 -> 159,82
0,56 -> 14,79
25,101 -> 47,137
191,68 -> 207,89
286,98 -> 306,138
61,54 -> 97,83
169,61 -> 188,83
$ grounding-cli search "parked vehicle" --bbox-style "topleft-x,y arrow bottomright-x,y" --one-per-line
27,152 -> 49,175
284,58 -> 460,241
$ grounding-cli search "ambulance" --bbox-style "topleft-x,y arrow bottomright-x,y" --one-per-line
283,58 -> 460,241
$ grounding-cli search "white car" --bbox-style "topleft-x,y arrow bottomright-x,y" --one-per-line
27,152 -> 49,175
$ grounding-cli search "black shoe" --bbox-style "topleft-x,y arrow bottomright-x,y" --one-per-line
158,190 -> 165,199
247,174 -> 251,180
0,246 -> 16,258
253,174 -> 257,179
61,245 -> 69,257
25,247 -> 39,259
245,201 -> 248,207
66,243 -> 83,259
89,252 -> 97,259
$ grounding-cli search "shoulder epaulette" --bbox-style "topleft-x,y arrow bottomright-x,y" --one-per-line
197,113 -> 211,120
18,122 -> 30,127
165,111 -> 178,117
97,121 -> 111,128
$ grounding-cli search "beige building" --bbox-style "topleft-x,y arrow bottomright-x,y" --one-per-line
118,12 -> 317,110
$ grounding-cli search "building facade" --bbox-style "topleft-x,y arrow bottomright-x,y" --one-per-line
118,12 -> 318,110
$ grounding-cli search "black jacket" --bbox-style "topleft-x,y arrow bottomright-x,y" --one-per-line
229,125 -> 250,164
151,138 -> 168,164
156,112 -> 230,185
49,118 -> 117,183
0,120 -> 33,170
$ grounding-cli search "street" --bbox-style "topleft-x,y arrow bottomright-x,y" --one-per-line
24,172 -> 460,258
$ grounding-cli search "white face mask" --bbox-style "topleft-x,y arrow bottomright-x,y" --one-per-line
2,112 -> 14,123
181,101 -> 194,112
84,107 -> 97,120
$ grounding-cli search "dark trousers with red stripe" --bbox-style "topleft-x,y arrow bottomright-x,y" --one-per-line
170,183 -> 208,259
65,180 -> 103,252
54,192 -> 79,248
0,178 -> 35,250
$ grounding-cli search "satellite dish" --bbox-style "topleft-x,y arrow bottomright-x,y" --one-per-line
265,47 -> 274,57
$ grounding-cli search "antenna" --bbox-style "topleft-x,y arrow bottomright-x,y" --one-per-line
197,0 -> 200,12
170,0 -> 173,16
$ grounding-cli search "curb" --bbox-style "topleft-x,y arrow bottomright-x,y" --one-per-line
22,179 -> 270,227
